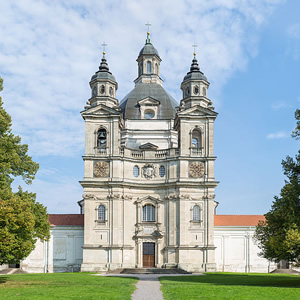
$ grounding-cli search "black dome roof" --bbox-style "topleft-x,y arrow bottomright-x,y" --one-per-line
120,83 -> 177,119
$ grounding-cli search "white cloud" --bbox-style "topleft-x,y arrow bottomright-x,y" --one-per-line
287,23 -> 300,40
267,131 -> 289,139
0,0 -> 285,157
271,100 -> 292,110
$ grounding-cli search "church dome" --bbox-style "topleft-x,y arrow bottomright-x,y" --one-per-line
183,56 -> 207,82
138,43 -> 160,58
119,83 -> 177,119
91,55 -> 116,83
138,34 -> 160,58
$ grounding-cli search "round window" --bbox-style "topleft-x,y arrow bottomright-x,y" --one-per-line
144,109 -> 155,119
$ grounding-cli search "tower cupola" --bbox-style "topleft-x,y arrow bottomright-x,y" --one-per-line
180,51 -> 212,109
134,32 -> 163,86
86,47 -> 118,109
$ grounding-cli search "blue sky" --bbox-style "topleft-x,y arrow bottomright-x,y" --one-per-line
0,0 -> 299,214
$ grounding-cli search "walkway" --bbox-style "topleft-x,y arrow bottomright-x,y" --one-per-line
102,273 -> 204,300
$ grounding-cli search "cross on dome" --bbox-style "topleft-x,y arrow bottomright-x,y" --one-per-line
101,42 -> 107,55
145,22 -> 151,35
192,43 -> 198,57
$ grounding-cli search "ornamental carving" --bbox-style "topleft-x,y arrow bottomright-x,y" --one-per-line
165,194 -> 177,200
141,164 -> 157,180
83,193 -> 95,200
94,161 -> 109,177
189,162 -> 204,178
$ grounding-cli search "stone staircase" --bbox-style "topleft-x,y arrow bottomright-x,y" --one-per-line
107,268 -> 191,275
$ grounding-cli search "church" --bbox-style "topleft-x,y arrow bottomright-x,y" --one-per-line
20,33 -> 277,274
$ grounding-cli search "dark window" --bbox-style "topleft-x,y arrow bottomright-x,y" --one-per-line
100,85 -> 105,94
97,129 -> 107,150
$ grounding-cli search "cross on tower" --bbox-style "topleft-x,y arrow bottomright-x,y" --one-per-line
145,22 -> 151,33
192,43 -> 198,56
102,42 -> 107,55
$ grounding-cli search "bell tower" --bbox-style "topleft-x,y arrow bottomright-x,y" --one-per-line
174,48 -> 218,271
86,44 -> 118,110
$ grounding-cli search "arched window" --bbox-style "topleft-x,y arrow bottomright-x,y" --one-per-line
147,61 -> 152,74
203,87 -> 207,97
159,166 -> 165,177
98,205 -> 106,221
133,165 -> 139,177
97,129 -> 107,150
143,204 -> 155,222
155,63 -> 158,74
192,129 -> 201,151
192,205 -> 201,221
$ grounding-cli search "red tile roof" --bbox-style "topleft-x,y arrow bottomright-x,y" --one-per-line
48,214 -> 264,227
214,215 -> 265,226
49,214 -> 84,226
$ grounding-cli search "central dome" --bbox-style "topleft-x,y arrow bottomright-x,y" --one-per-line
119,83 -> 177,119
138,43 -> 160,58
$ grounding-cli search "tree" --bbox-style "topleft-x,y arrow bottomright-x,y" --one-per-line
0,77 -> 50,265
254,111 -> 300,265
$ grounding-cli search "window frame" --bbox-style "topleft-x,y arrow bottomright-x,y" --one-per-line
192,205 -> 201,222
142,204 -> 155,222
97,204 -> 106,222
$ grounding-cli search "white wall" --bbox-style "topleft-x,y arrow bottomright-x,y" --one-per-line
21,226 -> 84,273
20,224 -> 279,273
214,226 -> 277,273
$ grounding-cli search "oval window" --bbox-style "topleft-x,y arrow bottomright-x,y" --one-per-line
144,109 -> 155,119
100,85 -> 105,94
194,85 -> 199,95
133,166 -> 139,177
159,166 -> 165,177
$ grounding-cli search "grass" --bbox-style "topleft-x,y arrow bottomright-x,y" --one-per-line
0,272 -> 137,299
159,272 -> 300,300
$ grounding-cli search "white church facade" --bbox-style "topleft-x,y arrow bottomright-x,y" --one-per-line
21,34 -> 277,274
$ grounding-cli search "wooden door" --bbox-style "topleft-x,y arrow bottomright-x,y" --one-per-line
143,242 -> 155,267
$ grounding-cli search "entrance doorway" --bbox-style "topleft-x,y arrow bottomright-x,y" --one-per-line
143,242 -> 155,268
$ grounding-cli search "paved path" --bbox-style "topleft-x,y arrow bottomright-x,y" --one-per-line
100,273 -> 204,300
131,274 -> 164,300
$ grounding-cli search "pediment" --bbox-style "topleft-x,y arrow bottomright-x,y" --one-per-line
81,104 -> 121,117
177,105 -> 218,117
138,97 -> 160,106
139,142 -> 158,150
135,195 -> 163,204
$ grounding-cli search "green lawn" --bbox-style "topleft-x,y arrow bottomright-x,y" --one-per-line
160,272 -> 300,300
0,273 -> 137,299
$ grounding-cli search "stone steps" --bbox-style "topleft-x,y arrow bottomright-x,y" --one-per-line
107,268 -> 191,274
